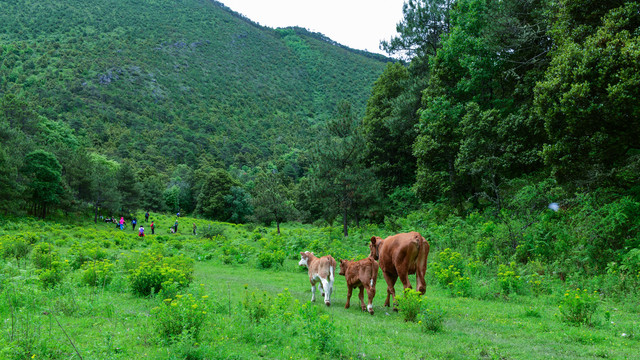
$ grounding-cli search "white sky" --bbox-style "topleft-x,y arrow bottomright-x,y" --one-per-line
219,0 -> 406,56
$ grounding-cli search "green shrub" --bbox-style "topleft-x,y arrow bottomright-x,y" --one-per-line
299,302 -> 339,355
559,288 -> 599,326
128,251 -> 194,297
418,305 -> 446,332
0,235 -> 32,265
497,262 -> 522,295
397,288 -> 423,322
151,293 -> 209,341
256,249 -> 285,269
81,259 -> 115,287
430,248 -> 472,297
31,242 -> 57,269
242,290 -> 271,323
68,241 -> 108,269
37,260 -> 67,288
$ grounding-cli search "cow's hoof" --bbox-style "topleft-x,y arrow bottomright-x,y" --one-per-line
369,310 -> 374,315
325,301 -> 331,307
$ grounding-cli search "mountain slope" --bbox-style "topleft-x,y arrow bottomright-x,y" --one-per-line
0,0 -> 390,172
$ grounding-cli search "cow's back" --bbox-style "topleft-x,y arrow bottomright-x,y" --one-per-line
312,255 -> 336,281
380,232 -> 426,275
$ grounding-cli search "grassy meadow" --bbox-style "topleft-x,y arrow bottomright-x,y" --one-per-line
0,212 -> 639,359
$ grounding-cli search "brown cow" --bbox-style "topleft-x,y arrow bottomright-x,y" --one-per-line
338,257 -> 379,315
369,232 -> 429,308
299,251 -> 336,306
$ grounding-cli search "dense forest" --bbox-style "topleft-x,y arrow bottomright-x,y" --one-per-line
2,0 -> 640,279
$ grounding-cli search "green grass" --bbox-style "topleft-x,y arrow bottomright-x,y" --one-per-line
0,214 -> 639,359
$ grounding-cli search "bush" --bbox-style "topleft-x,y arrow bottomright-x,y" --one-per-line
242,290 -> 271,323
559,288 -> 599,326
151,293 -> 209,341
31,242 -> 57,269
396,288 -> 423,322
256,250 -> 285,269
128,251 -> 194,297
299,302 -> 339,355
418,305 -> 446,333
37,260 -> 67,288
497,262 -> 522,295
430,248 -> 471,297
81,259 -> 115,287
68,242 -> 108,269
0,235 -> 32,265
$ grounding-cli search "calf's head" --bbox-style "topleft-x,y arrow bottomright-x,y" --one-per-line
298,251 -> 312,267
338,259 -> 349,276
369,236 -> 383,260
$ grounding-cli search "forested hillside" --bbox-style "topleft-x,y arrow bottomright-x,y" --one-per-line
0,0 -> 390,217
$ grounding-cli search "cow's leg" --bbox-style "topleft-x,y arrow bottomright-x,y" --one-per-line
320,278 -> 331,306
416,264 -> 427,295
366,284 -> 376,315
358,285 -> 366,312
398,269 -> 412,291
319,281 -> 325,298
382,272 -> 398,308
310,281 -> 317,302
345,286 -> 353,309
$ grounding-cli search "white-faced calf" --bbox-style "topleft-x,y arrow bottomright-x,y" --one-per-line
338,257 -> 379,315
299,251 -> 336,306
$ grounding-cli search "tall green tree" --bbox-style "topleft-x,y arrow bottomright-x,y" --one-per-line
195,168 -> 238,220
363,62 -> 417,193
89,153 -> 120,223
117,162 -> 141,215
535,1 -> 640,191
21,150 -> 63,219
252,172 -> 294,234
312,101 -> 377,236
381,0 -> 454,58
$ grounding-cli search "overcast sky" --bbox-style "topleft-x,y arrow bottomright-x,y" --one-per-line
219,0 -> 406,56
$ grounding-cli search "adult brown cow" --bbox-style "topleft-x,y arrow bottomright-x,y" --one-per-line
369,232 -> 429,308
338,257 -> 378,315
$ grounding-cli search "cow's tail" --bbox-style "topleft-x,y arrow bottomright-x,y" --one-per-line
328,255 -> 336,282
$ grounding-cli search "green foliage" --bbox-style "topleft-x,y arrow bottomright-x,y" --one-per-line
418,305 -> 446,333
242,290 -> 271,324
196,169 -> 238,220
430,248 -> 471,296
31,242 -> 57,269
535,2 -> 640,189
497,262 -> 522,296
80,259 -> 115,287
396,288 -> 423,322
68,241 -> 108,270
21,150 -> 63,218
299,302 -> 340,355
559,288 -> 600,326
152,293 -> 209,341
37,260 -> 67,288
251,172 -> 294,233
0,235 -> 31,265
128,251 -> 194,297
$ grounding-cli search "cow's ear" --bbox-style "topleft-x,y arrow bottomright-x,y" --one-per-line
370,236 -> 377,245
300,251 -> 305,257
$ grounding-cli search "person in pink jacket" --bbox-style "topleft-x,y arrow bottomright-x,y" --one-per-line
119,217 -> 125,230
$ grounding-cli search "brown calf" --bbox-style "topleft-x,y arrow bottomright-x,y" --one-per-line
338,257 -> 379,315
299,251 -> 336,306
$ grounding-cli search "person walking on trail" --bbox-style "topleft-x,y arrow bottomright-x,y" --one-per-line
174,219 -> 179,233
119,217 -> 125,230
145,211 -> 149,222
132,217 -> 137,231
150,221 -> 155,235
193,223 -> 197,236
138,225 -> 145,237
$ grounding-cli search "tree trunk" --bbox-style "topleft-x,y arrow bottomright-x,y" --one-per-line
343,207 -> 348,237
276,220 -> 281,235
